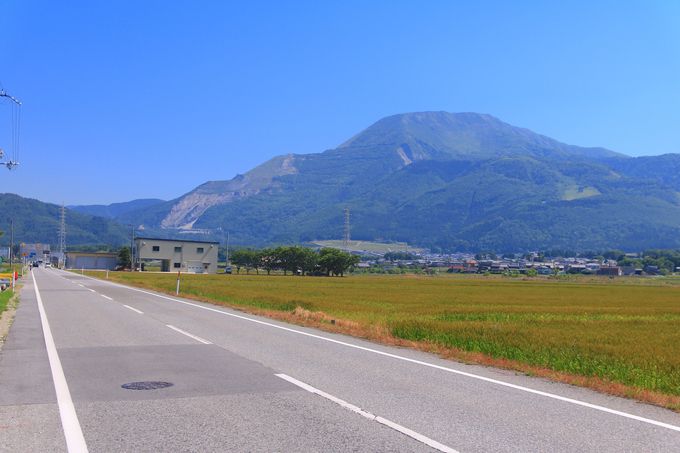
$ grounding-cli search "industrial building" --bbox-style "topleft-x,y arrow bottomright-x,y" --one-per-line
134,237 -> 219,273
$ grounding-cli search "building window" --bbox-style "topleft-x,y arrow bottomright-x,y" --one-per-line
174,246 -> 182,253
173,262 -> 181,268
196,247 -> 204,253
152,246 -> 160,252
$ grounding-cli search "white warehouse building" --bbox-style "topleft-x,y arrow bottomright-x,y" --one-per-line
134,237 -> 219,274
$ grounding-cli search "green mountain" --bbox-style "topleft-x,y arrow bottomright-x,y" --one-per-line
88,112 -> 680,251
69,198 -> 165,219
0,193 -> 129,247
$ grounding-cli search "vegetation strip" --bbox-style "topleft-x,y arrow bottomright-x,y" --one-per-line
83,271 -> 680,411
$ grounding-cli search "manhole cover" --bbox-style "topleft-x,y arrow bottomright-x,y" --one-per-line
121,381 -> 174,390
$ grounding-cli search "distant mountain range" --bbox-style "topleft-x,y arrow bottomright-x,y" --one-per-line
5,112 -> 680,251
69,199 -> 165,219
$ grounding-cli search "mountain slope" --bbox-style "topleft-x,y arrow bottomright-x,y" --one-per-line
70,198 -> 165,219
121,112 -> 680,251
0,193 -> 129,246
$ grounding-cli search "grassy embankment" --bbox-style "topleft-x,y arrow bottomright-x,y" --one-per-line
85,271 -> 680,410
0,263 -> 20,314
0,290 -> 12,314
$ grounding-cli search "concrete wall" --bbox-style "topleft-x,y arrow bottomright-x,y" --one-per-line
66,253 -> 118,270
135,238 -> 219,274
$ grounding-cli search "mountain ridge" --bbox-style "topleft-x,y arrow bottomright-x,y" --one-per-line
114,111 -> 680,251
7,111 -> 680,251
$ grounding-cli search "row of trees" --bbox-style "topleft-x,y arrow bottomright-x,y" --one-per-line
606,249 -> 680,274
230,246 -> 360,276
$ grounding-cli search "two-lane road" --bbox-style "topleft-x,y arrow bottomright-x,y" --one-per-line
1,268 -> 679,452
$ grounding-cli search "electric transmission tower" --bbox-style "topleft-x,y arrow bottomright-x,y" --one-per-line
58,205 -> 66,268
343,207 -> 350,248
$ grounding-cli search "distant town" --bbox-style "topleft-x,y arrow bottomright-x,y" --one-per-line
5,239 -> 679,278
354,250 -> 679,277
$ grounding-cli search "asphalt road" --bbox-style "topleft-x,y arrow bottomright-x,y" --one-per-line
1,268 -> 679,452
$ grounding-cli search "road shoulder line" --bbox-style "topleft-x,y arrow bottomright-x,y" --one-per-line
32,271 -> 89,452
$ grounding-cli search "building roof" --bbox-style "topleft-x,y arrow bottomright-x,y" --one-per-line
134,237 -> 219,245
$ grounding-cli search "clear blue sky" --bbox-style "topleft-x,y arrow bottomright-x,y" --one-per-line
1,1 -> 679,204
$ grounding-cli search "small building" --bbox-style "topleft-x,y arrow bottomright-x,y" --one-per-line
643,265 -> 660,275
134,237 -> 219,274
65,252 -> 118,270
620,266 -> 637,276
597,266 -> 622,276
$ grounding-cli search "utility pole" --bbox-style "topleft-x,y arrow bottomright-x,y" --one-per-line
10,219 -> 14,291
58,205 -> 66,268
343,207 -> 350,249
226,231 -> 230,265
9,219 -> 13,269
130,225 -> 135,271
0,89 -> 21,170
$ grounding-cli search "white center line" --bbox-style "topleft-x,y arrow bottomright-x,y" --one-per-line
122,304 -> 144,315
276,373 -> 458,453
32,272 -> 89,453
100,295 -> 113,301
70,270 -> 680,433
166,324 -> 212,344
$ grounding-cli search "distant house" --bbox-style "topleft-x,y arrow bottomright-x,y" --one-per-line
643,265 -> 660,275
597,266 -> 622,276
567,264 -> 586,274
620,266 -> 637,276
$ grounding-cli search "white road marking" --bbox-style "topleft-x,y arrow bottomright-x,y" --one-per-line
87,289 -> 96,293
32,272 -> 89,453
70,270 -> 680,433
166,324 -> 212,344
77,284 -> 84,287
276,373 -> 458,453
100,295 -> 113,301
122,304 -> 143,314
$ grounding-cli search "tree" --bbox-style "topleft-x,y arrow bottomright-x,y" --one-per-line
318,248 -> 360,276
285,246 -> 317,275
118,247 -> 131,269
384,251 -> 416,261
273,246 -> 293,275
259,248 -> 278,275
230,249 -> 253,274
